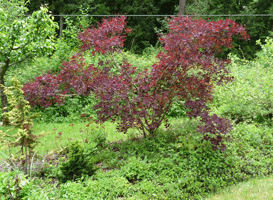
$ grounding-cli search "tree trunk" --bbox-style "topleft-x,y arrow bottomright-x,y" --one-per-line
179,0 -> 186,15
59,16 -> 63,39
0,77 -> 10,125
271,20 -> 273,38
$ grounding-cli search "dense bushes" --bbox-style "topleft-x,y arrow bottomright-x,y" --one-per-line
0,170 -> 33,200
211,37 -> 273,125
57,141 -> 97,183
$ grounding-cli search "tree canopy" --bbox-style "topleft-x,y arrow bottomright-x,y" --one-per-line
0,0 -> 57,125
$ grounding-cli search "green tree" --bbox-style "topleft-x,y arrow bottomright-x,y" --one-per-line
26,0 -> 110,38
0,76 -> 45,174
27,0 -> 178,54
0,0 -> 57,125
26,0 -> 109,16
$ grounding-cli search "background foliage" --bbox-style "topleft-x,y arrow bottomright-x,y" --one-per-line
26,0 -> 273,57
177,0 -> 273,59
211,37 -> 273,126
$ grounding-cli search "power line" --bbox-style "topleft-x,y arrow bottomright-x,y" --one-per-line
51,14 -> 273,17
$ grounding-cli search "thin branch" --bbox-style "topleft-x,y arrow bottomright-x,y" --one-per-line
56,94 -> 78,97
11,42 -> 29,51
110,51 -> 140,95
9,54 -> 31,67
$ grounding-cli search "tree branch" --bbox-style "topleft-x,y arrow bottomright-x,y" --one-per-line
9,54 -> 32,67
11,42 -> 29,51
111,50 -> 141,95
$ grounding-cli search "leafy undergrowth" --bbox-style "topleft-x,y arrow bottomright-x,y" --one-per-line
1,118 -> 273,199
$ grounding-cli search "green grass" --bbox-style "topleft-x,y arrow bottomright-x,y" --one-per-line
1,117 -> 273,199
206,175 -> 273,200
0,121 -> 129,157
0,118 -> 182,157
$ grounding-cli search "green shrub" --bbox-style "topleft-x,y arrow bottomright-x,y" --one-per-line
57,141 -> 97,183
120,156 -> 154,182
24,178 -> 59,200
226,123 -> 273,177
32,95 -> 97,123
33,171 -> 130,199
0,170 -> 33,200
83,47 -> 159,73
127,179 -> 167,199
84,172 -> 130,199
211,37 -> 273,125
167,100 -> 187,117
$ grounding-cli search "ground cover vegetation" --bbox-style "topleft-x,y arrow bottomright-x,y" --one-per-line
1,1 -> 273,199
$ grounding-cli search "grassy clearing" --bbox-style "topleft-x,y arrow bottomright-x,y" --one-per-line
0,121 -> 128,157
0,117 -> 183,158
206,175 -> 273,200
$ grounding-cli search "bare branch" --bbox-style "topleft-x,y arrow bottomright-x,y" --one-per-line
56,94 -> 78,97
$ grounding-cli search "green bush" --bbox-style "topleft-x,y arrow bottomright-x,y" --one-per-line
0,170 -> 33,199
57,141 -> 97,183
167,100 -> 187,117
82,47 -> 159,73
29,171 -> 130,199
211,37 -> 273,125
120,156 -> 154,182
226,123 -> 273,177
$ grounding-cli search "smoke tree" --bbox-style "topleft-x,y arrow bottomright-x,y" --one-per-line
76,15 -> 249,150
0,0 -> 57,125
23,55 -> 96,108
22,15 -> 249,150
